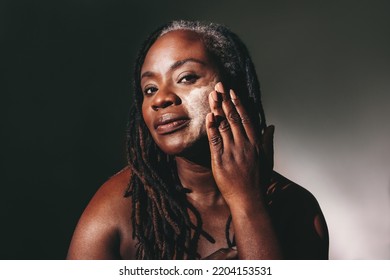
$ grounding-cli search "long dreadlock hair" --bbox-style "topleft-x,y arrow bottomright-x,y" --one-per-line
125,20 -> 267,259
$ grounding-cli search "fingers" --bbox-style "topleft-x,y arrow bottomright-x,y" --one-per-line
206,112 -> 223,163
208,82 -> 257,145
228,87 -> 258,144
209,85 -> 234,144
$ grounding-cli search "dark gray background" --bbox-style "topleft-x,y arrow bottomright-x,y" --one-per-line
1,0 -> 389,259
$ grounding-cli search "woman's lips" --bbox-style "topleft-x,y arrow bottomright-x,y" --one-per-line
154,114 -> 190,135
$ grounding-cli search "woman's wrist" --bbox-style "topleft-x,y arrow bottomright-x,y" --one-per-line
223,189 -> 267,215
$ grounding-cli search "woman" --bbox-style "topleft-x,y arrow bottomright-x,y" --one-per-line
67,20 -> 329,260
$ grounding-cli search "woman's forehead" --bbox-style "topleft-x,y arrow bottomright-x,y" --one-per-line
141,30 -> 211,72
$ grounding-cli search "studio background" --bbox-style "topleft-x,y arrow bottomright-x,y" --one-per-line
1,0 -> 389,259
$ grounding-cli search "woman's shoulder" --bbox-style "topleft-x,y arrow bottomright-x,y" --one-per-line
67,167 -> 135,259
98,167 -> 132,199
84,167 -> 133,216
267,171 -> 321,210
266,171 -> 329,259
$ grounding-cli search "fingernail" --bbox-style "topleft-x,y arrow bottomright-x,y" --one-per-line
215,82 -> 224,93
230,89 -> 238,105
211,91 -> 218,102
229,89 -> 237,99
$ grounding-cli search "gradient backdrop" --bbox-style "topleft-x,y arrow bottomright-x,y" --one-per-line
1,0 -> 389,259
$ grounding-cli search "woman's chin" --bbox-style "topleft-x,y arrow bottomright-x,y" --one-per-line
158,140 -> 200,155
158,142 -> 193,156
154,138 -> 188,156
164,138 -> 211,166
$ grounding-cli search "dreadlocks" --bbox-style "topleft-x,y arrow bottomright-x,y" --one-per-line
125,20 -> 267,259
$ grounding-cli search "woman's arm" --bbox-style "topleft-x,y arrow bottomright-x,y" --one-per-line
67,168 -> 135,260
206,82 -> 282,259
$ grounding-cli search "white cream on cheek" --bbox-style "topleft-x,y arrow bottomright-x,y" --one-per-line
182,80 -> 215,143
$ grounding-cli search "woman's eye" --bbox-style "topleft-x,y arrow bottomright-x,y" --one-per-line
144,86 -> 158,96
179,74 -> 199,84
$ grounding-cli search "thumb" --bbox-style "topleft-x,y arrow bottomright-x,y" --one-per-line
206,112 -> 223,164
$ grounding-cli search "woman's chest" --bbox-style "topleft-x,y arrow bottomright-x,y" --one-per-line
193,212 -> 234,259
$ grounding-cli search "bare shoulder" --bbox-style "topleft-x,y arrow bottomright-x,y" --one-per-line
267,172 -> 329,259
67,167 -> 136,259
268,172 -> 322,210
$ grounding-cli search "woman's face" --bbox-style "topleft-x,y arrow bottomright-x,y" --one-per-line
141,30 -> 219,155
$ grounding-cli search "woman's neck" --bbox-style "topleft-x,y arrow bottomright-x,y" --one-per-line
175,156 -> 223,207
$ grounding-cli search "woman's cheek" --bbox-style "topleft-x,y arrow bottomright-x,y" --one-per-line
184,85 -> 212,132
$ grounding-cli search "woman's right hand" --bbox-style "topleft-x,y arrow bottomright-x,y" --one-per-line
205,82 -> 274,208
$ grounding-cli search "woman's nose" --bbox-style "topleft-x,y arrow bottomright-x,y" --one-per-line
151,88 -> 181,111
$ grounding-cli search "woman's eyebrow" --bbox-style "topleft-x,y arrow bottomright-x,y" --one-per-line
141,58 -> 206,80
169,58 -> 206,71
